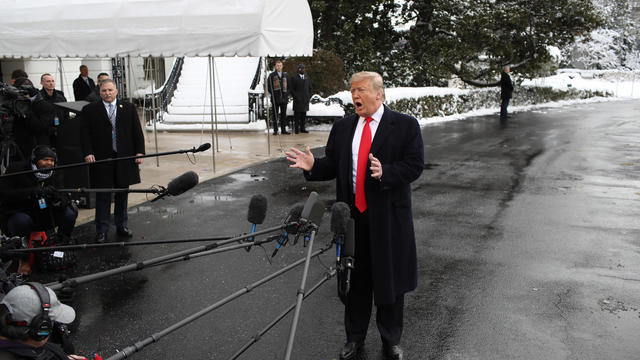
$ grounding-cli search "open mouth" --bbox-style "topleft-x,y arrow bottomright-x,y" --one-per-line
355,101 -> 363,110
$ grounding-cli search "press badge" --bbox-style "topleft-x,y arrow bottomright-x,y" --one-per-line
54,116 -> 60,126
38,198 -> 47,209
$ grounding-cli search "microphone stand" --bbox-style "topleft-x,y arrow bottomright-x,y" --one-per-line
228,267 -> 336,360
58,188 -> 162,194
104,242 -> 333,360
283,223 -> 318,360
44,223 -> 294,291
5,234 -> 233,255
0,143 -> 210,179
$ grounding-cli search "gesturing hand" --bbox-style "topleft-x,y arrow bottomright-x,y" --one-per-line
285,146 -> 314,171
369,153 -> 382,180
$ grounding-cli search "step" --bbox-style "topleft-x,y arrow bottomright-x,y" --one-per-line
162,113 -> 250,124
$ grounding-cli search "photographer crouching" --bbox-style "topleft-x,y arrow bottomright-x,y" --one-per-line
0,145 -> 78,274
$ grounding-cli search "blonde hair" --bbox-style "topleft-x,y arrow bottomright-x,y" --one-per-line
350,71 -> 385,101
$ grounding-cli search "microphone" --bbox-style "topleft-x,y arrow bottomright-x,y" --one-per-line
246,194 -> 267,251
300,192 -> 325,246
330,202 -> 351,262
338,218 -> 356,303
271,204 -> 303,258
150,171 -> 199,202
195,143 -> 211,152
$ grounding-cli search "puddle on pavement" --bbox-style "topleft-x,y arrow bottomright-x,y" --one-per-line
228,173 -> 267,182
191,192 -> 237,203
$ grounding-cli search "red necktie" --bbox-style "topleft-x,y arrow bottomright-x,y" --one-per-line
355,117 -> 373,213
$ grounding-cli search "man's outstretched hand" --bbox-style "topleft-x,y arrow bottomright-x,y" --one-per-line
285,146 -> 314,171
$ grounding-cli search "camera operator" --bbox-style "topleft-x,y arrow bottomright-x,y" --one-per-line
0,283 -> 87,359
10,78 -> 52,161
35,74 -> 69,148
0,145 -> 77,241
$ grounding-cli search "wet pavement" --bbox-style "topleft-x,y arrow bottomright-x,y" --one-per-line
34,100 -> 640,359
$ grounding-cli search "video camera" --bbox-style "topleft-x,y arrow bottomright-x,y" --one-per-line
0,82 -> 37,140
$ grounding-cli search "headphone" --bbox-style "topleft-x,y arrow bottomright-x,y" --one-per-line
30,144 -> 57,165
24,282 -> 53,341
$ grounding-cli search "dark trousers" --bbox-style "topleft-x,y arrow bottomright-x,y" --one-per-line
7,208 -> 77,237
293,111 -> 307,133
345,208 -> 404,346
95,191 -> 128,234
271,102 -> 288,133
500,97 -> 510,119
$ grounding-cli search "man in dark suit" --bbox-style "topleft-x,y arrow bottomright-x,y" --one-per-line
267,59 -> 290,135
81,79 -> 145,243
85,72 -> 110,103
500,65 -> 514,121
289,64 -> 312,134
286,71 -> 424,360
72,65 -> 95,101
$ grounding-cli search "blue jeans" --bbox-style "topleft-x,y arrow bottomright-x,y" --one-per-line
95,191 -> 128,234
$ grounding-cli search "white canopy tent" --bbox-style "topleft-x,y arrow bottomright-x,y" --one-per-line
0,0 -> 314,168
0,0 -> 313,57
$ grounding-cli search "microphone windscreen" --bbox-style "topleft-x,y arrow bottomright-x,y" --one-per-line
300,191 -> 319,221
197,143 -> 212,152
167,171 -> 199,196
330,202 -> 350,234
247,194 -> 268,224
308,199 -> 325,227
285,204 -> 304,234
343,218 -> 355,257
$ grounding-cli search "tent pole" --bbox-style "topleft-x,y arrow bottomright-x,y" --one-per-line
213,57 -> 219,152
150,57 -> 159,167
57,57 -> 63,92
264,57 -> 271,156
208,55 -> 216,173
127,55 -> 132,102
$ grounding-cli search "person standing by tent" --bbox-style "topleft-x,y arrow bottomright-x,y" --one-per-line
72,65 -> 95,101
289,63 -> 312,134
286,71 -> 424,360
37,74 -> 68,148
81,79 -> 145,244
267,59 -> 290,135
500,65 -> 514,121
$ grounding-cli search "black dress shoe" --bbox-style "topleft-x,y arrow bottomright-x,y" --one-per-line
382,344 -> 403,360
281,130 -> 291,135
301,129 -> 309,133
339,341 -> 364,360
95,233 -> 106,243
116,227 -> 133,237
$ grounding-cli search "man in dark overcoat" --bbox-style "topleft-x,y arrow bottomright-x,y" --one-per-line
267,59 -> 290,135
72,65 -> 95,101
286,71 -> 424,360
289,64 -> 312,134
81,79 -> 144,243
500,65 -> 514,120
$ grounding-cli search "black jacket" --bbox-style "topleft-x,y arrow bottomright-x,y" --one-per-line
501,71 -> 514,99
267,71 -> 289,105
304,105 -> 424,304
0,339 -> 68,360
0,161 -> 69,230
80,100 -> 145,188
289,74 -> 312,112
35,89 -> 68,146
72,75 -> 96,101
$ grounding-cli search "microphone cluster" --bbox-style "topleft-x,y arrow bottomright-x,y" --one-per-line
331,202 -> 355,304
